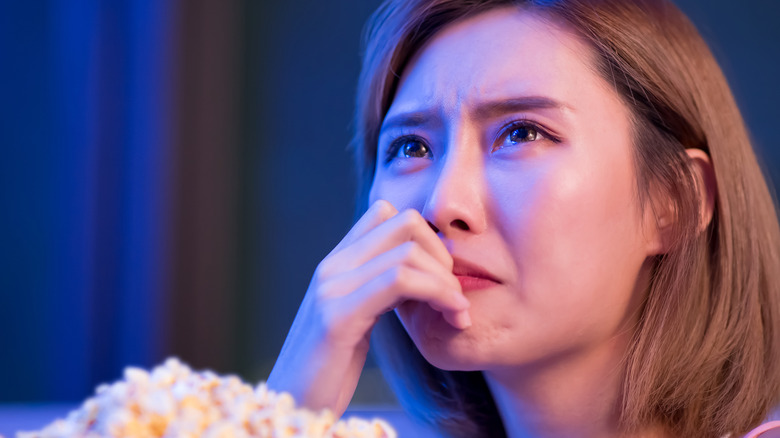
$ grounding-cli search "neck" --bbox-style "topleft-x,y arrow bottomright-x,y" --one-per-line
483,336 -> 668,438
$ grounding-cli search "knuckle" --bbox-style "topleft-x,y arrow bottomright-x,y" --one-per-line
398,241 -> 421,262
312,267 -> 327,287
372,199 -> 395,220
386,265 -> 410,288
315,256 -> 336,279
316,279 -> 337,299
398,209 -> 424,232
399,208 -> 419,221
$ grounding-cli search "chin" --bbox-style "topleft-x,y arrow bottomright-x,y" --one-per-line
417,345 -> 487,371
396,303 -> 487,372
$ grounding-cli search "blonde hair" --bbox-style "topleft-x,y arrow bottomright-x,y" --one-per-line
350,0 -> 780,436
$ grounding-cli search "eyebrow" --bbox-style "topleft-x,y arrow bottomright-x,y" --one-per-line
380,112 -> 434,134
472,95 -> 567,120
380,95 -> 568,133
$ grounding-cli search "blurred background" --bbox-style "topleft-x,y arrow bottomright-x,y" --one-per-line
0,0 -> 778,421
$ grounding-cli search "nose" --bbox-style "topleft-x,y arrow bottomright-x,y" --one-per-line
421,145 -> 488,237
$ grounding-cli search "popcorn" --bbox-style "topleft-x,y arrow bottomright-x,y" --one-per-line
19,358 -> 396,438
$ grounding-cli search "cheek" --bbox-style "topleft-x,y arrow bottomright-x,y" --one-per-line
490,153 -> 647,320
369,170 -> 433,211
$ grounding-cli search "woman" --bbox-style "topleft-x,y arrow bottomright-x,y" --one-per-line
269,0 -> 780,436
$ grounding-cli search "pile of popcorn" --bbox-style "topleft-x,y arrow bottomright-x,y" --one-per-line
19,358 -> 396,438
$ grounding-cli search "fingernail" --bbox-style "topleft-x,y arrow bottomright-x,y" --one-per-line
455,310 -> 472,329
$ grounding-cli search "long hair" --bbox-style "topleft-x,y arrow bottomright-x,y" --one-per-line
350,0 -> 780,436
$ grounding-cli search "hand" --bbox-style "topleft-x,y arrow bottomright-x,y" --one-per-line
267,200 -> 471,417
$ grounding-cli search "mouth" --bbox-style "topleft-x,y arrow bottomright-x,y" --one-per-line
451,257 -> 502,292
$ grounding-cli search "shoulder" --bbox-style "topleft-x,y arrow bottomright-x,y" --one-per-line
743,421 -> 780,438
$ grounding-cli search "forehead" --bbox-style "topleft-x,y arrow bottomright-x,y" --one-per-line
389,7 -> 606,118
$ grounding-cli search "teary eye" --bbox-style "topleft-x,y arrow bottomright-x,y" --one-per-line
494,121 -> 556,152
401,140 -> 430,157
508,125 -> 539,144
385,136 -> 433,162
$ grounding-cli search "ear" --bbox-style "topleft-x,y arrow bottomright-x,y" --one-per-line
685,148 -> 717,234
644,188 -> 675,256
644,148 -> 717,255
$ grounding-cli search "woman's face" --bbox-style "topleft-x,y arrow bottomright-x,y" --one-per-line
368,8 -> 661,372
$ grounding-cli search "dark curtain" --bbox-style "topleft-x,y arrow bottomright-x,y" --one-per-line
0,0 -> 176,400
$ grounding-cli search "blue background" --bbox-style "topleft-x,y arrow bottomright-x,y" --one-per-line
0,0 -> 777,411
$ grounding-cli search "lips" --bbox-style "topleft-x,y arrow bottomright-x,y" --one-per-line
451,257 -> 502,291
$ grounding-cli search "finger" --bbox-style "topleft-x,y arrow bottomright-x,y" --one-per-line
448,309 -> 473,329
334,208 -> 452,272
332,200 -> 397,252
319,240 -> 462,300
345,265 -> 471,329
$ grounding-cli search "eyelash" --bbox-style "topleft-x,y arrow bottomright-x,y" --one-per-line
382,119 -> 560,163
492,119 -> 560,150
384,133 -> 429,164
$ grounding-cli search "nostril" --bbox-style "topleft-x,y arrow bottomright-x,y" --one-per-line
451,219 -> 469,231
427,220 -> 440,233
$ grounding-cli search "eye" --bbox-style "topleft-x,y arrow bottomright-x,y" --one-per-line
385,136 -> 433,162
509,125 -> 539,143
494,121 -> 551,152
